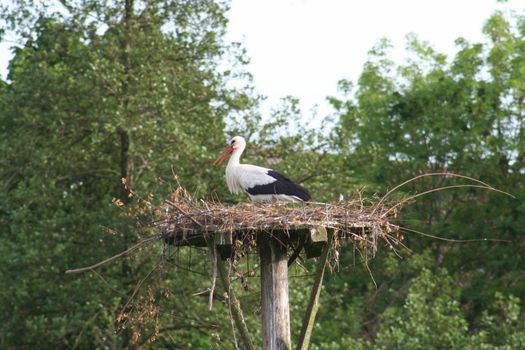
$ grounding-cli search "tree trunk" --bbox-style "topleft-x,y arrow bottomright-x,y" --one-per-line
118,1 -> 135,349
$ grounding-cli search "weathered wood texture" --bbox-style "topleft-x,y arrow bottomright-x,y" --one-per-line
303,226 -> 328,258
164,226 -> 340,260
296,231 -> 333,350
259,234 -> 291,350
215,253 -> 255,350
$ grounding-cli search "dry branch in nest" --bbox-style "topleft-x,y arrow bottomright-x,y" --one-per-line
153,172 -> 513,266
155,187 -> 403,265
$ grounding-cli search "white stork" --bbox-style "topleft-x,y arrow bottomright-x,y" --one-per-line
213,136 -> 311,202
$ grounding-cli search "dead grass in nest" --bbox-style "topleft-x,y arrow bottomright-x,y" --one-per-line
155,186 -> 403,260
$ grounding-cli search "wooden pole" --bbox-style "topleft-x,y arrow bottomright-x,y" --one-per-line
204,237 -> 255,350
259,234 -> 291,350
296,231 -> 332,350
216,256 -> 255,350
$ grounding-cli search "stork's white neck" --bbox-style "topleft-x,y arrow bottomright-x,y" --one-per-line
224,144 -> 246,195
227,144 -> 245,168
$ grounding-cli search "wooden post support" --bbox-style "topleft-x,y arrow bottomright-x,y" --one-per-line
215,231 -> 233,259
259,234 -> 291,350
205,238 -> 255,350
304,226 -> 328,258
216,256 -> 255,350
296,231 -> 333,350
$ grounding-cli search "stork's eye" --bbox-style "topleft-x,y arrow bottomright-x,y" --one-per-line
230,140 -> 236,145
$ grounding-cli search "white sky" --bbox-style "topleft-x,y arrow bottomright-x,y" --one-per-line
0,0 -> 523,118
225,0 -> 524,118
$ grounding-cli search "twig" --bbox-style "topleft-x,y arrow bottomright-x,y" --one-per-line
201,200 -> 217,311
287,236 -> 306,267
118,261 -> 162,327
207,236 -> 218,311
90,269 -> 127,296
215,255 -> 255,350
360,247 -> 377,289
65,235 -> 160,274
397,224 -> 511,243
72,311 -> 101,350
226,262 -> 239,350
166,199 -> 205,227
382,184 -> 514,218
372,172 -> 506,216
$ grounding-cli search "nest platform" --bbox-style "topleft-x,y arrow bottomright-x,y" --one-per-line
156,192 -> 400,261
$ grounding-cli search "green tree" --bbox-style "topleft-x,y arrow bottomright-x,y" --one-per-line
322,9 -> 525,344
315,267 -> 525,350
0,1 -> 257,348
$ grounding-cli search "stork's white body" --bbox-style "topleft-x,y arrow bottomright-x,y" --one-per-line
215,136 -> 310,203
226,163 -> 300,202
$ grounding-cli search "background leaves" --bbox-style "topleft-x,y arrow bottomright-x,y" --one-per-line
0,1 -> 524,349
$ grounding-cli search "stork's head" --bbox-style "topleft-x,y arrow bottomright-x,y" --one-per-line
213,136 -> 246,166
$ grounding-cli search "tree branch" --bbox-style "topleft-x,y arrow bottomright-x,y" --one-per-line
296,231 -> 333,350
65,235 -> 160,274
215,249 -> 255,350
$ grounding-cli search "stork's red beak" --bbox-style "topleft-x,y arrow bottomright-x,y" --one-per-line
213,145 -> 234,166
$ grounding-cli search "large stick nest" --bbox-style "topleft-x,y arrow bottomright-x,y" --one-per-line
155,187 -> 402,260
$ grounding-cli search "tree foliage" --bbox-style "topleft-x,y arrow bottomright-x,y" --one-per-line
1,2 -> 524,349
315,9 -> 525,348
0,0 -> 257,348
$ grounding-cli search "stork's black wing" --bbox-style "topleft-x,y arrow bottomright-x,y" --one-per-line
245,170 -> 311,201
